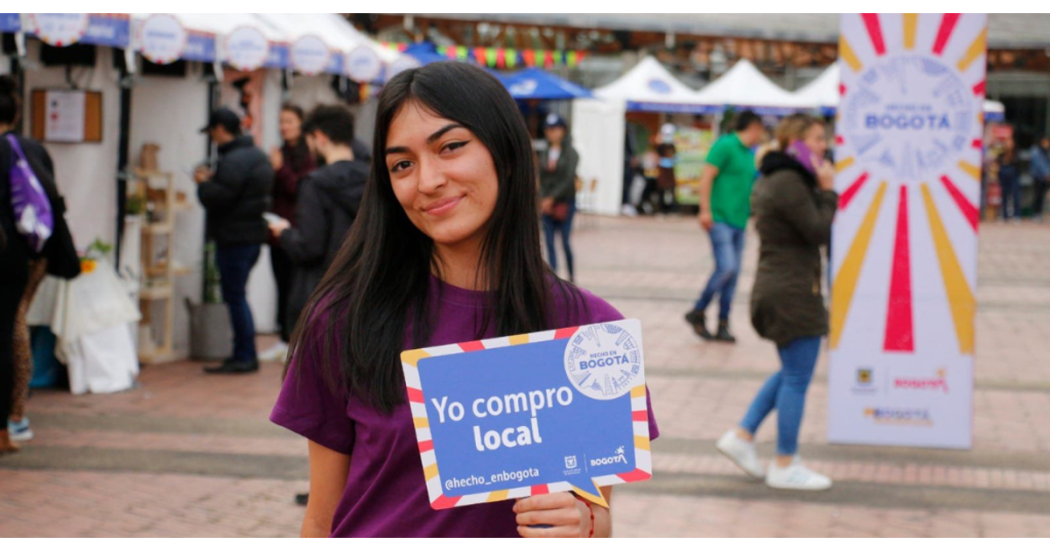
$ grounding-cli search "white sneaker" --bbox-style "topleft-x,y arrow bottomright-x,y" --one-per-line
765,457 -> 832,491
621,204 -> 638,217
716,429 -> 765,479
259,341 -> 289,362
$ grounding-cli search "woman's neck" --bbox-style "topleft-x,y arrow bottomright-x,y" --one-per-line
432,238 -> 487,291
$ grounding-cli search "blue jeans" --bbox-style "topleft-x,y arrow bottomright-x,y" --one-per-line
216,244 -> 261,362
739,336 -> 822,456
542,202 -> 576,280
693,222 -> 745,321
1000,169 -> 1021,220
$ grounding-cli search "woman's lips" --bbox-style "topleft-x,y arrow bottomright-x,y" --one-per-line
423,196 -> 463,216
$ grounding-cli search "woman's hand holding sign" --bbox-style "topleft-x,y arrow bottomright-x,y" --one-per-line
514,491 -> 609,538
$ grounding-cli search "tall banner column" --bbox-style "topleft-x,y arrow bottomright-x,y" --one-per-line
829,13 -> 986,449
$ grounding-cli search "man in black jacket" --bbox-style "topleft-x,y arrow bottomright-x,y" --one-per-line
196,107 -> 273,374
268,105 -> 368,338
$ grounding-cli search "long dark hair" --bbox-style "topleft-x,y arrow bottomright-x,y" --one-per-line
288,62 -> 579,412
0,75 -> 19,126
280,103 -> 311,171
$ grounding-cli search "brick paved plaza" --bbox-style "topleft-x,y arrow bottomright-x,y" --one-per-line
2,215 -> 1048,537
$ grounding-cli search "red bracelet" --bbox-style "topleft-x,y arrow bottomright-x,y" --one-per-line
574,494 -> 595,538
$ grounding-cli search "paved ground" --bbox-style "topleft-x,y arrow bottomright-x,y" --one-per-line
2,215 -> 1049,537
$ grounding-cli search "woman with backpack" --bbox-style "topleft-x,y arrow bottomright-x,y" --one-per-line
1,76 -> 79,452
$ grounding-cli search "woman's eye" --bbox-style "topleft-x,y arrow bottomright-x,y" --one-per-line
443,140 -> 469,153
390,160 -> 412,173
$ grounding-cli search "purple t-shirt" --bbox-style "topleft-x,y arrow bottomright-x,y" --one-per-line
270,276 -> 660,537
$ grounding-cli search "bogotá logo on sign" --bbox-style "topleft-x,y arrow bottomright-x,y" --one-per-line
590,446 -> 628,468
564,323 -> 642,400
851,366 -> 879,395
864,407 -> 933,426
842,55 -> 975,182
894,368 -> 949,394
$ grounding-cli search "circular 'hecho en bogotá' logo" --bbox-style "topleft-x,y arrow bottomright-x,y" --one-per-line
842,55 -> 974,182
564,323 -> 642,400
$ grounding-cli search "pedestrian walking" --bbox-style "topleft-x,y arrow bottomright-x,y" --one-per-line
261,104 -> 316,362
655,124 -> 678,215
1028,136 -> 1050,221
539,113 -> 579,283
998,138 -> 1021,222
268,104 -> 368,346
715,114 -> 837,491
1,76 -> 79,451
195,107 -> 274,374
270,62 -> 658,537
685,110 -> 764,343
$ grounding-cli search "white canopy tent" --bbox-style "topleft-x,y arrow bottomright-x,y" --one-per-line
574,56 -> 715,216
692,58 -> 810,113
792,64 -> 841,115
594,56 -> 716,113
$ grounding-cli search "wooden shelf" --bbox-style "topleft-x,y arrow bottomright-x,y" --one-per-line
146,222 -> 174,234
140,284 -> 173,300
145,265 -> 193,278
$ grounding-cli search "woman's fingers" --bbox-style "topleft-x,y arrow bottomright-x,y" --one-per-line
513,492 -> 575,514
517,524 -> 581,538
515,506 -> 581,528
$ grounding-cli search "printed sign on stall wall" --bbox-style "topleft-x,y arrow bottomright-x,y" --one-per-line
290,35 -> 330,76
139,14 -> 186,65
345,46 -> 383,83
402,319 -> 652,509
224,26 -> 269,72
27,13 -> 90,47
828,13 -> 987,449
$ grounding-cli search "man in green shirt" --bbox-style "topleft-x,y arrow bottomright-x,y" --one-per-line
686,111 -> 764,343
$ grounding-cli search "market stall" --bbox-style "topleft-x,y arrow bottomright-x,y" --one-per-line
573,56 -> 716,215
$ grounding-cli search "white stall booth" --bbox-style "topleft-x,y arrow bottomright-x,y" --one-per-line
572,56 -> 716,216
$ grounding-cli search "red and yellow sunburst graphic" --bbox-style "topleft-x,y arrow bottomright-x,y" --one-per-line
831,14 -> 986,357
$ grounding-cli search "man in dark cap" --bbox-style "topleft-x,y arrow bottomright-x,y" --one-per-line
195,107 -> 273,374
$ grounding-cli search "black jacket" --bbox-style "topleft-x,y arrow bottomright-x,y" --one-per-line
279,159 -> 368,327
749,151 -> 838,346
197,135 -> 274,246
0,133 -> 55,254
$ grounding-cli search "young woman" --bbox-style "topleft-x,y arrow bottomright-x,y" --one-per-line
1,76 -> 57,452
271,62 -> 658,537
715,114 -> 837,491
265,104 -> 316,359
538,113 -> 579,282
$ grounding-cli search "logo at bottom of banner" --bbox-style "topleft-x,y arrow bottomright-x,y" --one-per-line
401,319 -> 651,509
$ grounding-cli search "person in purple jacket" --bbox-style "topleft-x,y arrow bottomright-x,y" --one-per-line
270,62 -> 659,538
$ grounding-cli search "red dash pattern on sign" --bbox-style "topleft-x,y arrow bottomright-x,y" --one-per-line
861,14 -> 887,56
972,80 -> 985,96
407,387 -> 425,404
458,340 -> 485,352
884,187 -> 914,352
971,139 -> 982,150
632,410 -> 649,422
933,13 -> 961,55
418,440 -> 434,453
617,469 -> 652,483
432,495 -> 462,510
531,484 -> 550,495
553,327 -> 578,340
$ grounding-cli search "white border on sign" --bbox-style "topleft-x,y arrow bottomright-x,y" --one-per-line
290,34 -> 331,76
138,13 -> 187,65
27,13 -> 90,47
223,25 -> 269,72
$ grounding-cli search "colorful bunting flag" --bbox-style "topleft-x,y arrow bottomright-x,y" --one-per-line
456,46 -> 467,60
567,51 -> 578,68
496,48 -> 506,68
522,49 -> 536,67
506,48 -> 517,69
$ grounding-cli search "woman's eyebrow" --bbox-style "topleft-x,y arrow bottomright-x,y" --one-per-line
426,124 -> 464,144
384,124 -> 464,156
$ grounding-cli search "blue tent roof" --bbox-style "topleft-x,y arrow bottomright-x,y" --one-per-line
499,68 -> 593,100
